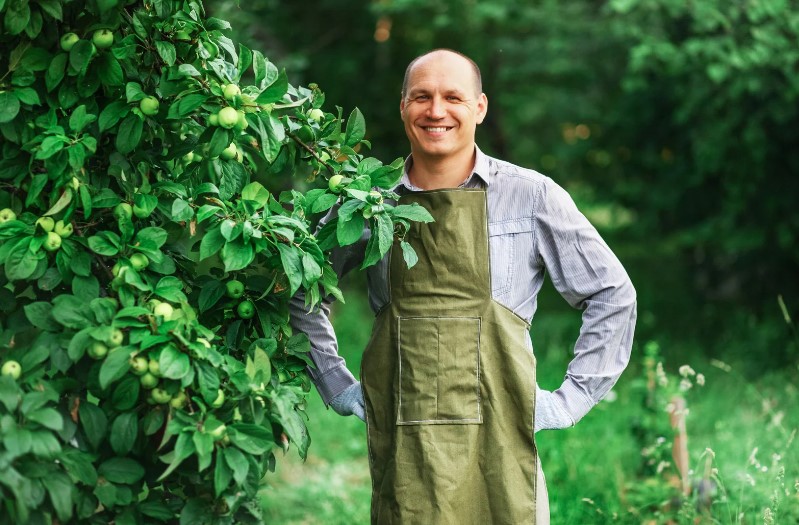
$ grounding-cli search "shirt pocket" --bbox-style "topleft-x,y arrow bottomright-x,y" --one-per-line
488,218 -> 534,298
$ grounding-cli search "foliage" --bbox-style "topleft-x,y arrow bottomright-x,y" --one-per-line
0,0 -> 432,523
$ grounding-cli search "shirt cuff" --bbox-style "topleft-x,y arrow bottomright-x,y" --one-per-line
554,380 -> 595,424
312,364 -> 358,406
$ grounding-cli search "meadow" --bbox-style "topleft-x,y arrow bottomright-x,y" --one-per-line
260,276 -> 799,524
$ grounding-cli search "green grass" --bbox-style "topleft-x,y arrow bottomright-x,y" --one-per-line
261,283 -> 799,524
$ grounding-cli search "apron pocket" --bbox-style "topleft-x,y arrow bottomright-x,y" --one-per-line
397,316 -> 482,425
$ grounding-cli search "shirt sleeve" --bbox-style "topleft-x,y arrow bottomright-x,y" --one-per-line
288,208 -> 368,406
533,177 -> 637,424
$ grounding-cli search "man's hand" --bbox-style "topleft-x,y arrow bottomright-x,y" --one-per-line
330,383 -> 365,421
534,386 -> 574,432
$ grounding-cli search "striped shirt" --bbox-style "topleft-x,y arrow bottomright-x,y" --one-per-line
289,146 -> 637,425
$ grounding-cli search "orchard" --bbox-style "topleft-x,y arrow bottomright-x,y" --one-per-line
0,0 -> 432,523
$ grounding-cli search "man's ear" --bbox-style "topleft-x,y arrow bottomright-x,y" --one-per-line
400,97 -> 406,113
476,93 -> 488,125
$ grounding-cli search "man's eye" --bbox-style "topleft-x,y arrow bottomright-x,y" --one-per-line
446,96 -> 461,102
416,95 -> 429,101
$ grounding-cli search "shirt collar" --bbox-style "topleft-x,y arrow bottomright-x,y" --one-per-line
397,145 -> 491,192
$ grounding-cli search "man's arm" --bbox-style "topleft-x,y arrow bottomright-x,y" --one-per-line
533,177 -> 637,427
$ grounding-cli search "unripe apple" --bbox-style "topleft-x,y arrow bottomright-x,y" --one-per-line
43,232 -> 62,252
208,423 -> 227,440
88,341 -> 109,360
225,279 -> 245,299
114,203 -> 132,219
150,387 -> 172,404
182,151 -> 195,164
107,328 -> 124,348
236,300 -> 255,319
139,372 -> 158,389
92,29 -> 114,49
208,113 -> 219,126
1,360 -> 21,380
60,33 -> 80,52
307,108 -> 325,123
217,107 -> 238,129
0,208 -> 17,223
169,391 -> 187,409
220,143 -> 237,161
148,359 -> 161,377
130,253 -> 149,270
129,356 -> 148,375
175,30 -> 191,41
36,216 -> 55,232
210,389 -> 225,408
233,111 -> 248,132
222,84 -> 241,101
139,96 -> 160,116
153,302 -> 174,319
54,220 -> 73,238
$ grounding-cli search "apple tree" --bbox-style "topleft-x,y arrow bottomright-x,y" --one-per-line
0,0 -> 431,523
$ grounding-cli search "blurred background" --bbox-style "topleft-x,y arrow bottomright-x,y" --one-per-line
211,0 -> 798,522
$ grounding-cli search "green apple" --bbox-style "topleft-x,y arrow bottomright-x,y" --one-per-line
88,341 -> 109,360
296,124 -> 314,143
54,220 -> 73,238
208,113 -> 219,126
107,328 -> 124,348
139,96 -> 160,116
129,356 -> 148,375
362,206 -> 376,219
43,232 -> 62,252
220,143 -> 238,161
150,387 -> 172,404
153,302 -> 174,319
196,338 -> 212,349
210,389 -> 225,408
223,84 -> 241,101
367,190 -> 384,205
60,33 -> 80,52
130,253 -> 149,270
70,177 -> 80,190
175,30 -> 191,41
145,298 -> 162,312
182,151 -> 195,164
148,359 -> 161,377
36,216 -> 55,232
233,111 -> 248,132
169,391 -> 188,409
168,308 -> 184,321
139,372 -> 158,389
92,29 -> 114,49
236,300 -> 255,319
307,108 -> 325,123
208,423 -> 227,440
225,279 -> 245,298
114,203 -> 133,219
0,208 -> 17,223
201,40 -> 219,60
217,107 -> 238,129
1,360 -> 21,380
328,174 -> 346,193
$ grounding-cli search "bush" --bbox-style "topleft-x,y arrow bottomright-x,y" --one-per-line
0,0 -> 431,522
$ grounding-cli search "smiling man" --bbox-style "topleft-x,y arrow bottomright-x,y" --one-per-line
291,49 -> 637,524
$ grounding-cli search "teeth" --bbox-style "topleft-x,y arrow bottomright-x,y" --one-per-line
425,127 -> 448,132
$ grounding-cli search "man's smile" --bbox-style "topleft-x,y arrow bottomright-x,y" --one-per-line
421,126 -> 453,133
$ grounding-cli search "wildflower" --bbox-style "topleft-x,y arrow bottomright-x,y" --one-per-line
744,473 -> 756,486
704,447 -> 716,459
656,362 -> 668,387
696,373 -> 705,386
679,365 -> 696,377
764,507 -> 774,525
679,378 -> 692,391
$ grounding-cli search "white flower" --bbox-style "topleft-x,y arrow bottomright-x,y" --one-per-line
696,373 -> 705,386
679,365 -> 696,377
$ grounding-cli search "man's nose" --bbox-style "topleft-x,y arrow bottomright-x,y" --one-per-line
427,97 -> 446,119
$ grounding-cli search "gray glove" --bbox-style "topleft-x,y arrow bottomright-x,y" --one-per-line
534,386 -> 574,433
329,383 -> 365,421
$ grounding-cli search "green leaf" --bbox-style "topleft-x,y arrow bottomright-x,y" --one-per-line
344,107 -> 366,147
99,100 -> 129,132
311,193 -> 338,214
170,93 -> 208,119
336,213 -> 365,247
44,189 -> 73,216
110,413 -> 138,455
96,53 -> 124,86
241,182 -> 270,208
199,225 -> 225,261
199,280 -> 225,312
155,40 -> 176,66
171,198 -> 194,221
255,69 -> 288,104
5,239 -> 43,281
400,240 -> 419,268
52,294 -> 93,329
41,472 -> 74,522
69,105 -> 95,132
125,82 -> 144,103
392,203 -> 435,223
209,127 -> 232,158
69,39 -> 95,72
59,448 -> 98,486
220,239 -> 254,272
14,86 -> 40,105
99,347 -> 134,389
36,135 -> 67,159
38,0 -> 63,20
30,429 -> 62,457
133,193 -> 158,217
376,212 -> 394,257
98,457 -> 145,484
26,408 -> 64,431
46,52 -> 68,92
0,376 -> 21,412
370,163 -> 404,188
79,402 -> 108,450
223,447 -> 249,484
135,227 -> 167,248
192,431 -> 214,472
229,423 -> 273,455
116,115 -> 143,154
276,244 -> 303,296
214,450 -> 232,496
0,91 -> 21,123
112,375 -> 140,411
4,0 -> 31,35
195,362 -> 220,404
24,302 -> 60,331
159,345 -> 190,380
302,252 -> 322,283
157,431 -> 195,481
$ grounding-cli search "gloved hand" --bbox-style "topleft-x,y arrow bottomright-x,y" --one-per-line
329,382 -> 365,421
534,386 -> 574,433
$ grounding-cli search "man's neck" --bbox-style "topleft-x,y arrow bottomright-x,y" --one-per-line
408,146 -> 476,190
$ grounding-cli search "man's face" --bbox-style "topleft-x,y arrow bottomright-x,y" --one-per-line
400,52 -> 488,162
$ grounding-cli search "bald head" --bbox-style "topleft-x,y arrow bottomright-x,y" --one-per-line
401,49 -> 482,100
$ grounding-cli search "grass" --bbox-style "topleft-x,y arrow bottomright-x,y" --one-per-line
260,279 -> 799,524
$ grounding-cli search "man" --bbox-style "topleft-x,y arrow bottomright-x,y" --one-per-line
290,49 -> 636,524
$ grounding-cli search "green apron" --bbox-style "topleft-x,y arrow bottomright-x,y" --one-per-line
361,188 -> 538,524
